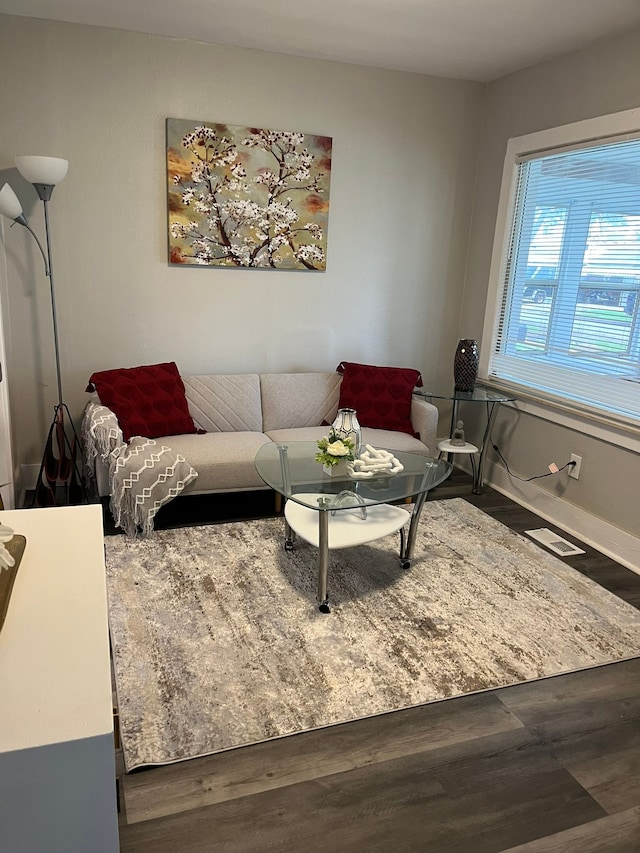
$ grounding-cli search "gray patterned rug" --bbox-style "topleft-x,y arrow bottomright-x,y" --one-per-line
105,498 -> 640,772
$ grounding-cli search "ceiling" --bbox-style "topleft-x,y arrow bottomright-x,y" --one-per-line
2,0 -> 640,82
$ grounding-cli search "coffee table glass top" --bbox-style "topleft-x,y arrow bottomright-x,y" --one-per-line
413,385 -> 515,403
255,441 -> 452,510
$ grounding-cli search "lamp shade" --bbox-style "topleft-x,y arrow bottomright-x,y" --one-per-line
0,183 -> 23,220
15,156 -> 68,186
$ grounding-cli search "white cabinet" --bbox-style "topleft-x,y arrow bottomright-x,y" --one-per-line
0,504 -> 119,852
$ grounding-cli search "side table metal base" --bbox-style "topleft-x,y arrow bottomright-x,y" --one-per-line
437,438 -> 479,492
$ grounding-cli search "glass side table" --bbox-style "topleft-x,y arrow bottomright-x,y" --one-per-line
413,385 -> 515,494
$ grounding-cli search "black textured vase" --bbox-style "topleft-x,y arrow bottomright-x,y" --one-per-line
453,339 -> 479,392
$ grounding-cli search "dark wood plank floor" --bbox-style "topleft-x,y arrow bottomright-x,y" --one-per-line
115,470 -> 640,852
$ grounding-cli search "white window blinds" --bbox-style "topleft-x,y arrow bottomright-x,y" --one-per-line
488,134 -> 640,425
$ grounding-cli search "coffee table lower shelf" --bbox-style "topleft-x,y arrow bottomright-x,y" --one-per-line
283,494 -> 411,613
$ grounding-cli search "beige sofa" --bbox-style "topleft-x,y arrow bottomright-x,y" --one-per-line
86,371 -> 439,499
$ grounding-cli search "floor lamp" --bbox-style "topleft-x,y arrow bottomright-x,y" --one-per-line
0,156 -> 84,507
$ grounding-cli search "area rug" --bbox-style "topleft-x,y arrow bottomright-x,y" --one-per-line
104,498 -> 640,771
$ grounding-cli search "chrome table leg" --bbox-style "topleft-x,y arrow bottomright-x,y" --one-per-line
400,460 -> 439,568
284,512 -> 295,552
474,401 -> 500,494
400,489 -> 428,569
316,504 -> 330,613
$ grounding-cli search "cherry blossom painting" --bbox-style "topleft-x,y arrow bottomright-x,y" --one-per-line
167,118 -> 332,270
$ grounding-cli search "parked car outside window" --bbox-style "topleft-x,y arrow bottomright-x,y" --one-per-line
523,265 -> 557,303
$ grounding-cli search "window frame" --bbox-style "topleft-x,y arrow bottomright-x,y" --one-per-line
479,107 -> 640,442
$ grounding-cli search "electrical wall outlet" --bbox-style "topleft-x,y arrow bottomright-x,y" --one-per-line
569,453 -> 582,479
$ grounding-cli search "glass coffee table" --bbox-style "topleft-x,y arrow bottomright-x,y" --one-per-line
254,441 -> 452,613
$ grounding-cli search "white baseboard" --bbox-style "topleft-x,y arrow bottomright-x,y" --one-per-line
482,461 -> 640,576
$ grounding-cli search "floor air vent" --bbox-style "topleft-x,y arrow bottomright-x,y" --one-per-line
524,528 -> 585,556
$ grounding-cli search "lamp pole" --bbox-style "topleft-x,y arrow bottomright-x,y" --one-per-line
0,156 -> 84,506
41,196 -> 64,409
13,192 -> 64,409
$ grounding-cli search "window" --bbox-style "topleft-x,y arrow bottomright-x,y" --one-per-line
482,110 -> 640,427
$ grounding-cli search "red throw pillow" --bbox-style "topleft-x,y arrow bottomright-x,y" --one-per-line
336,361 -> 423,436
86,362 -> 198,443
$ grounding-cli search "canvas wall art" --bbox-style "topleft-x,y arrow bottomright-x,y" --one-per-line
167,118 -> 332,270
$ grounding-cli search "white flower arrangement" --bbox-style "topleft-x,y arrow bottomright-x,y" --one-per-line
315,430 -> 356,468
0,522 -> 15,572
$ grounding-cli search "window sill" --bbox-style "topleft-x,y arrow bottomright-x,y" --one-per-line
480,378 -> 640,453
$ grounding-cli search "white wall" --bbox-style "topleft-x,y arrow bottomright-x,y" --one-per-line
0,14 -> 485,494
461,27 -> 640,557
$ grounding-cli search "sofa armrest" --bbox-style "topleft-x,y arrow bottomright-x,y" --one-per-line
81,400 -> 126,495
410,396 -> 439,454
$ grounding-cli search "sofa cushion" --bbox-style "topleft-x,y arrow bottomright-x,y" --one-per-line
159,432 -> 271,493
183,375 -> 262,433
335,362 -> 423,436
260,373 -> 341,432
87,362 -> 198,443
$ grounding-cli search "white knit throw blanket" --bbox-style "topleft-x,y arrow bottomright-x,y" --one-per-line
82,402 -> 198,536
